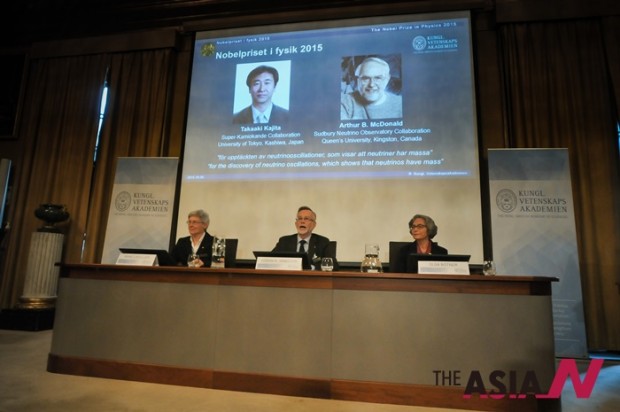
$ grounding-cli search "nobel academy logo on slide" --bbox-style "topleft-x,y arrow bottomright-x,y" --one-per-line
412,35 -> 427,51
411,19 -> 460,55
411,33 -> 459,53
201,43 -> 216,57
433,359 -> 604,399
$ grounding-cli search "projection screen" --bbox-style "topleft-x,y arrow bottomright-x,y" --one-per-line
177,11 -> 484,264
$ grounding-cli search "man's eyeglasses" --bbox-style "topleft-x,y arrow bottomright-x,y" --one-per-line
411,224 -> 427,230
358,75 -> 388,84
186,220 -> 204,225
296,217 -> 315,222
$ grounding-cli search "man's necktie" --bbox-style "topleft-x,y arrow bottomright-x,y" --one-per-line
299,240 -> 307,254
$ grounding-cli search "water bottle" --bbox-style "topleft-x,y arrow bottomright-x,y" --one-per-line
360,243 -> 382,273
211,237 -> 226,268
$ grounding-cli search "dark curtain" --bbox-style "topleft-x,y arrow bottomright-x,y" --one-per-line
80,49 -> 176,264
601,15 -> 620,295
499,18 -> 620,350
0,55 -> 107,307
602,16 -> 620,122
0,48 -> 176,308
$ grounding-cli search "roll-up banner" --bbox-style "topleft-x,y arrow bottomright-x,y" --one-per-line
488,148 -> 587,358
101,157 -> 178,264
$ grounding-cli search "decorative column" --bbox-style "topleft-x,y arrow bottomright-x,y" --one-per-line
17,204 -> 69,310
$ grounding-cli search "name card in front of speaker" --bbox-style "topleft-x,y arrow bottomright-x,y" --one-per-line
116,253 -> 159,266
418,260 -> 470,275
255,257 -> 302,271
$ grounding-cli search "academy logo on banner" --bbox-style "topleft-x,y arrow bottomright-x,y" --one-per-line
101,157 -> 179,264
495,188 -> 568,216
113,190 -> 170,214
488,149 -> 587,358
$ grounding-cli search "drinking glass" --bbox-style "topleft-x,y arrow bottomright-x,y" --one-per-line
187,254 -> 199,268
321,257 -> 334,272
482,260 -> 496,276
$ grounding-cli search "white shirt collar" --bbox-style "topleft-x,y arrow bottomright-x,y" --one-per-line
251,104 -> 273,123
297,234 -> 311,242
191,232 -> 205,253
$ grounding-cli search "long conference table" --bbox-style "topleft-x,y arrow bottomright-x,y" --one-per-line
48,264 -> 559,412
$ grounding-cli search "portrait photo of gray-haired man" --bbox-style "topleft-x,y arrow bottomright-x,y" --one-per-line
340,55 -> 403,120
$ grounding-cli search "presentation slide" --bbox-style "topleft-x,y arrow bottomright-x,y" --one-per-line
178,11 -> 484,264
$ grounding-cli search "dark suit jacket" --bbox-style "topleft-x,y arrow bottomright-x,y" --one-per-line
171,231 -> 213,267
393,240 -> 448,273
272,233 -> 338,270
233,104 -> 289,124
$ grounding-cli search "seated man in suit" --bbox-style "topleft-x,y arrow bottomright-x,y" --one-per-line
272,206 -> 338,270
233,65 -> 289,125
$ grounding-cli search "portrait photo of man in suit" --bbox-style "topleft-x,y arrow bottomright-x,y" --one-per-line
233,64 -> 290,125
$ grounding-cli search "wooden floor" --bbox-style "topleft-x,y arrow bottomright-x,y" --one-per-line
1,329 -> 619,412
